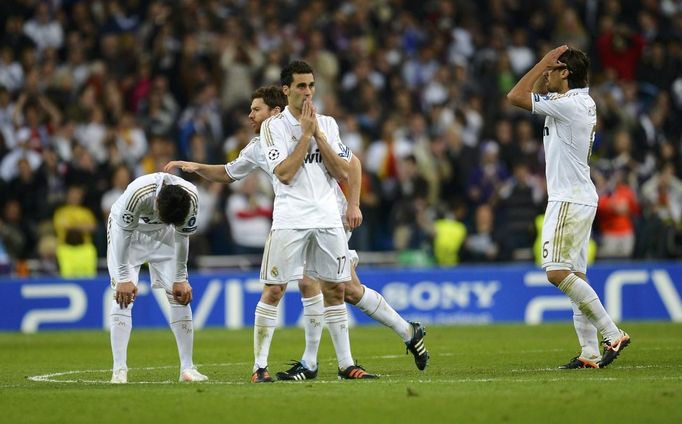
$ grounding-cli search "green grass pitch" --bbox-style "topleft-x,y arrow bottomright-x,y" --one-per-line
1,322 -> 681,423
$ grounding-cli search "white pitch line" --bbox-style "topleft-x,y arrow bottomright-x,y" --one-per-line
24,359 -> 682,386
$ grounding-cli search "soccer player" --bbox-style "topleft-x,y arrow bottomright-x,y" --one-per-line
507,45 -> 630,368
108,172 -> 208,383
167,83 -> 428,381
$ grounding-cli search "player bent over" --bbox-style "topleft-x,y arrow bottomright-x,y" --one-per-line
508,45 -> 629,368
108,172 -> 208,383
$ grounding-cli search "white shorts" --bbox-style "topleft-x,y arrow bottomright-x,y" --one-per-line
107,218 -> 177,294
260,227 -> 351,284
541,201 -> 596,273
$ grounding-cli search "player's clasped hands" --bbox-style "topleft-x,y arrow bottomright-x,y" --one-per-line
300,98 -> 318,137
115,282 -> 138,309
172,281 -> 193,305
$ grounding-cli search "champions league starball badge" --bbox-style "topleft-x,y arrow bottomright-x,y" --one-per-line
122,213 -> 135,224
268,148 -> 280,161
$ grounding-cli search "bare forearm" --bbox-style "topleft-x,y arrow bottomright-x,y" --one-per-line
195,164 -> 232,183
316,133 -> 349,181
507,62 -> 546,110
347,155 -> 361,207
274,133 -> 312,184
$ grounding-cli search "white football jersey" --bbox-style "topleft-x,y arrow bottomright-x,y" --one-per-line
532,88 -> 598,207
109,172 -> 198,282
226,134 -> 352,230
260,106 -> 352,230
225,136 -> 266,180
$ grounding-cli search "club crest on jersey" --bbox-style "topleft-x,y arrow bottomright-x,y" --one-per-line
122,213 -> 134,224
271,266 -> 279,277
267,148 -> 280,161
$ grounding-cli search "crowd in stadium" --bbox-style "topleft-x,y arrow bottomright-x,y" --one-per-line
1,0 -> 681,275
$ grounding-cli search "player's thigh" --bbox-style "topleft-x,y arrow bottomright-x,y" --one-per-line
121,228 -> 175,293
541,201 -> 595,273
305,227 -> 351,283
260,229 -> 310,284
107,218 -> 142,287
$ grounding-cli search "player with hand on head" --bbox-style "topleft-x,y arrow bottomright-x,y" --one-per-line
108,172 -> 207,383
507,46 -> 630,369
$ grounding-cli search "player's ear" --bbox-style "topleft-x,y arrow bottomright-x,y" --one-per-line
282,85 -> 290,96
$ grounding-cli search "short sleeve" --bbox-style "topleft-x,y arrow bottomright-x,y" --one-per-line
325,118 -> 352,163
531,93 -> 575,122
226,139 -> 260,181
260,117 -> 289,173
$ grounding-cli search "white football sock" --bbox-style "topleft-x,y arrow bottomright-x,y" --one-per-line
356,286 -> 412,342
169,304 -> 194,371
253,301 -> 278,372
301,294 -> 323,370
110,300 -> 132,371
571,300 -> 601,360
558,274 -> 620,342
324,304 -> 354,370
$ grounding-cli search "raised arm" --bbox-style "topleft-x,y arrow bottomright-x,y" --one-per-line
507,45 -> 568,111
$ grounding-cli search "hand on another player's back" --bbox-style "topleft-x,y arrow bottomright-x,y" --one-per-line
172,281 -> 193,305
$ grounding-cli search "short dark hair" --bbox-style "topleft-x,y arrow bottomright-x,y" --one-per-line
252,86 -> 287,111
157,185 -> 191,226
559,48 -> 590,89
280,60 -> 314,87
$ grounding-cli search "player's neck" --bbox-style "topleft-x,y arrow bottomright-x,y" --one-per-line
289,105 -> 303,120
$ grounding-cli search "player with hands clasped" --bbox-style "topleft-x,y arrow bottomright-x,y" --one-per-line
107,172 -> 208,383
508,46 -> 630,369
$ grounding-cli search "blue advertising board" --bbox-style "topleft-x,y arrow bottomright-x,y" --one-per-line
1,262 -> 681,332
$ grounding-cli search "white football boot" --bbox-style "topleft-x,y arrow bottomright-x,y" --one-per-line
110,368 -> 128,384
179,367 -> 208,382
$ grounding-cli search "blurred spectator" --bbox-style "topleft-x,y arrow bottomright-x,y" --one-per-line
115,113 -> 147,167
596,169 -> 641,258
496,162 -> 544,258
53,185 -> 97,246
461,203 -> 500,263
639,162 -> 682,257
596,22 -> 645,81
467,141 -> 509,207
0,199 -> 32,260
56,228 -> 97,278
23,2 -> 63,53
225,173 -> 272,255
433,203 -> 467,266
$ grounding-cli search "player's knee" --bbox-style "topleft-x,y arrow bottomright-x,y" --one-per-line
261,284 -> 285,305
546,270 -> 571,286
321,282 -> 345,304
298,277 -> 321,298
343,282 -> 364,305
